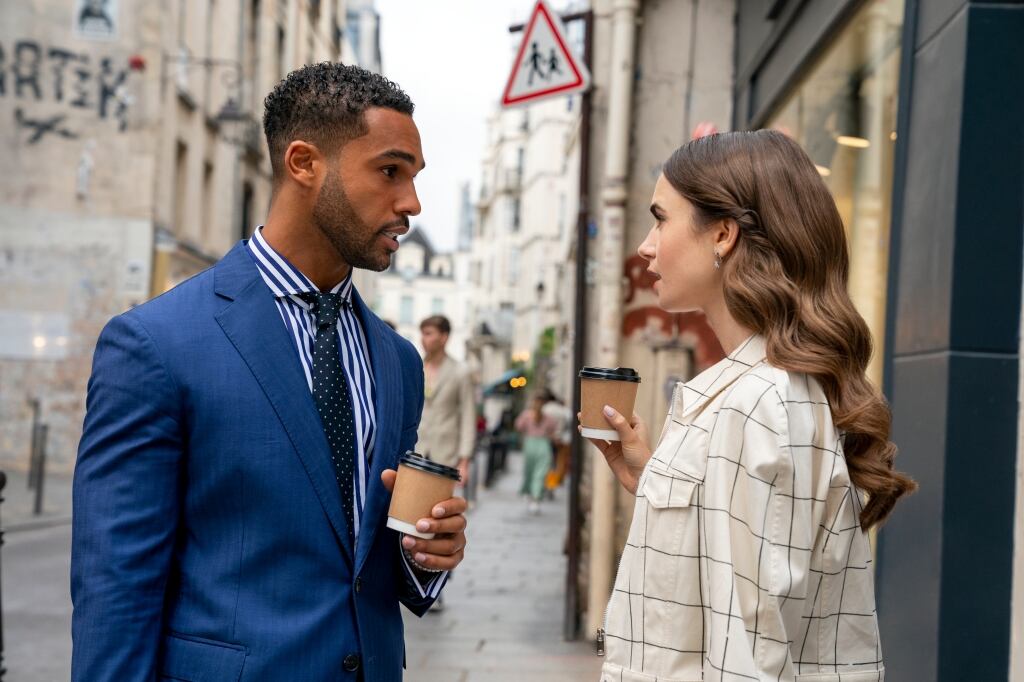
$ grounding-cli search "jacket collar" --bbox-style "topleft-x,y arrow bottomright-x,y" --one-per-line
425,353 -> 455,400
673,334 -> 767,421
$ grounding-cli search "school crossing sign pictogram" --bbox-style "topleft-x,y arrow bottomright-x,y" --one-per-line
501,0 -> 591,108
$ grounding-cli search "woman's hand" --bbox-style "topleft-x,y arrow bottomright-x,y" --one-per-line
579,406 -> 652,494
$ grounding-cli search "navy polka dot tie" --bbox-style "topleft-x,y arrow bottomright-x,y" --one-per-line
300,291 -> 356,542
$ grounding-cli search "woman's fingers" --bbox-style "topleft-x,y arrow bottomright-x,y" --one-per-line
630,413 -> 650,443
602,405 -> 638,443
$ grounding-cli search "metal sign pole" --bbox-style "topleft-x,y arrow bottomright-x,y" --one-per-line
508,7 -> 592,641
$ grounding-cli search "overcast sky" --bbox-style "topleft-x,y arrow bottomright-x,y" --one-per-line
375,0 -> 576,252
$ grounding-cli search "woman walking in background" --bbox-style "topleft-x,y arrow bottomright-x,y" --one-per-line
586,130 -> 915,681
515,394 -> 558,514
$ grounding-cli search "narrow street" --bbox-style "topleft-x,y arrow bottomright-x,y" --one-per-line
3,523 -> 73,681
0,457 -> 601,681
404,453 -> 601,681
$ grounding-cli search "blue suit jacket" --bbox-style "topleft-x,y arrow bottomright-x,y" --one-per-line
71,242 -> 433,681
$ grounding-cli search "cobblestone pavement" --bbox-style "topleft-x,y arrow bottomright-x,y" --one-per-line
404,453 -> 601,682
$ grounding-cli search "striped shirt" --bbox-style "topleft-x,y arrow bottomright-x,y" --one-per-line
247,227 -> 444,598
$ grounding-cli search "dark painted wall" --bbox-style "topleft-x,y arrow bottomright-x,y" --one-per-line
878,3 -> 1024,680
734,0 -> 1024,680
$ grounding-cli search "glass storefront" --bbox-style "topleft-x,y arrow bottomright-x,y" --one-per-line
767,0 -> 905,386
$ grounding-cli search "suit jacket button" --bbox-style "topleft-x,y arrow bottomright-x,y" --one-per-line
343,653 -> 360,672
354,576 -> 362,593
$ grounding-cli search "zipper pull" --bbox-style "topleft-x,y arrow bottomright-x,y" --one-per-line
596,628 -> 606,656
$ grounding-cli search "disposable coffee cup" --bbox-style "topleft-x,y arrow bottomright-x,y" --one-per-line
386,451 -> 461,540
578,367 -> 641,441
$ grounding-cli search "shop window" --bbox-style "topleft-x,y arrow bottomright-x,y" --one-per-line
766,0 -> 904,386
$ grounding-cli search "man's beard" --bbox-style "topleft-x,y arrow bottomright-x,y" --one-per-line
312,171 -> 399,272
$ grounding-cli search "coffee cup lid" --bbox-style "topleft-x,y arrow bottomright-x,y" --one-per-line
578,366 -> 641,383
399,451 -> 462,481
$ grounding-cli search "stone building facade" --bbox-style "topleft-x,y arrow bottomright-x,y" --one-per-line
0,0 -> 379,471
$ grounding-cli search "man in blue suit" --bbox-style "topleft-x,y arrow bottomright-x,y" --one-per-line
71,63 -> 467,681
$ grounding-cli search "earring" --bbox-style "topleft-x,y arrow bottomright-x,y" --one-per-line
714,250 -> 722,270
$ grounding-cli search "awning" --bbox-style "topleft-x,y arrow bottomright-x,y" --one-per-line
481,369 -> 521,396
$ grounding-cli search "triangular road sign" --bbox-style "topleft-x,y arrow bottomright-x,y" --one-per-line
501,0 -> 590,108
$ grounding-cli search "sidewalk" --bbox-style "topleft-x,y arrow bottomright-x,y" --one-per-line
1,468 -> 74,531
403,452 -> 602,682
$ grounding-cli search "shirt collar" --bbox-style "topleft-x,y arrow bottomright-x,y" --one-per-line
672,334 -> 768,421
248,226 -> 354,305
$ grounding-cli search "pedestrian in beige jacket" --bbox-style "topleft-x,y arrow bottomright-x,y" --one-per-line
584,130 -> 916,682
416,315 -> 476,484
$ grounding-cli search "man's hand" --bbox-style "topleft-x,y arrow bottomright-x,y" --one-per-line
381,470 -> 467,572
579,406 -> 652,494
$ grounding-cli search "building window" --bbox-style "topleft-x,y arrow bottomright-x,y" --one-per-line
399,295 -> 413,325
204,0 -> 216,102
201,161 -> 214,241
346,10 -> 361,54
765,0 -> 904,386
173,140 -> 188,234
509,198 -> 521,233
240,181 -> 254,240
247,0 -> 261,103
432,297 -> 444,314
508,247 -> 520,286
276,25 -> 285,79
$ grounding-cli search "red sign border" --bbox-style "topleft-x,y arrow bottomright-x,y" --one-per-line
501,0 -> 588,107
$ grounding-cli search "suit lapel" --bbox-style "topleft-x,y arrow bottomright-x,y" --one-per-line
352,290 -> 403,573
213,243 -> 354,563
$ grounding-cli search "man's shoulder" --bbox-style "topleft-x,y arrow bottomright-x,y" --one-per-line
120,266 -> 217,331
444,354 -> 472,377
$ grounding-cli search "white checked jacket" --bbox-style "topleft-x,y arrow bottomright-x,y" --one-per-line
600,335 -> 884,682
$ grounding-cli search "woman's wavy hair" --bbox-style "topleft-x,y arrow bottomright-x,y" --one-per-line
663,129 -> 916,529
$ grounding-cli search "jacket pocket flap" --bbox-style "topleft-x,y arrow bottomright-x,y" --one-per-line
642,467 -> 697,509
160,632 -> 247,682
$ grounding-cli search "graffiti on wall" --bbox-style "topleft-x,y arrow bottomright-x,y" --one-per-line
622,253 -> 724,370
0,39 -> 133,143
74,0 -> 119,41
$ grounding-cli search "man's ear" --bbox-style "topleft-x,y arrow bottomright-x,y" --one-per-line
283,140 -> 323,190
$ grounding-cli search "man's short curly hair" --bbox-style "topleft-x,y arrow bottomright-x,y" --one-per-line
262,62 -> 414,181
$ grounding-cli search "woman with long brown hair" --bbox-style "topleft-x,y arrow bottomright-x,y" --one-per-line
587,130 -> 915,681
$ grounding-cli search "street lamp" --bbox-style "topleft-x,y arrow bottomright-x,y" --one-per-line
158,51 -> 255,141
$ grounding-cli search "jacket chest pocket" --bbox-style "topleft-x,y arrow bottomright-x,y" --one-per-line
635,465 -> 702,602
648,411 -> 710,483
